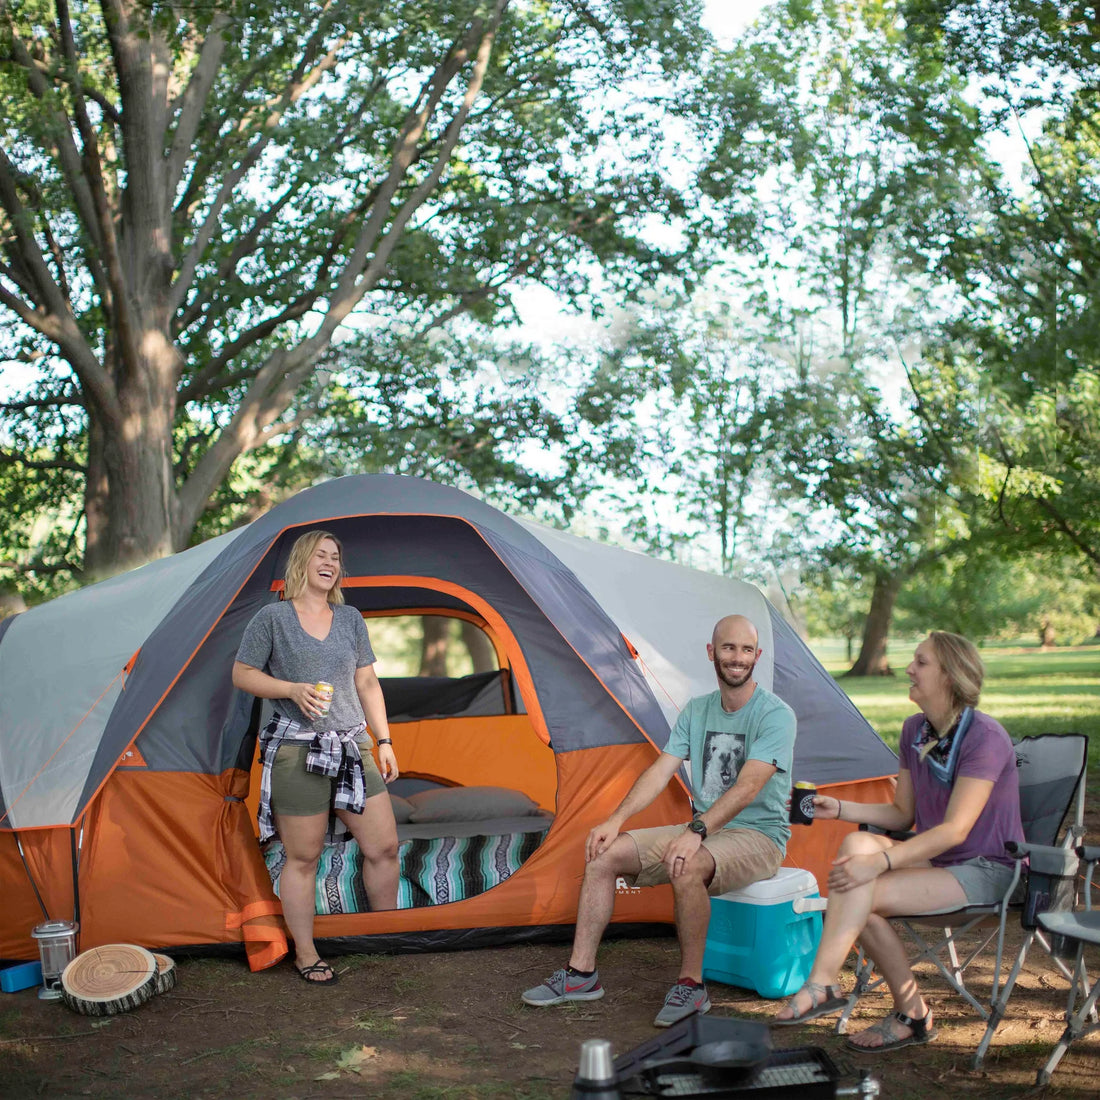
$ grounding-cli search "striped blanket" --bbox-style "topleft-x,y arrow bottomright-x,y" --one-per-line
263,828 -> 548,914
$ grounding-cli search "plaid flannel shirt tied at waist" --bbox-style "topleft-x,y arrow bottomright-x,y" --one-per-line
257,714 -> 368,843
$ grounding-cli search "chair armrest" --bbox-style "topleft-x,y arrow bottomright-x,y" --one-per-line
1075,844 -> 1100,865
1007,841 -> 1079,875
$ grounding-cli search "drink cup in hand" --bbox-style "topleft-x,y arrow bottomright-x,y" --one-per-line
789,781 -> 816,825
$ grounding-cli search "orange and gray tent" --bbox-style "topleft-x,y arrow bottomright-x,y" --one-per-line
0,475 -> 897,969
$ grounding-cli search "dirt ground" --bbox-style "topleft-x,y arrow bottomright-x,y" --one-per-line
5,795 -> 1100,1099
2,919 -> 1099,1100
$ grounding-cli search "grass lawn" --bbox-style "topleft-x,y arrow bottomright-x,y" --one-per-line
812,640 -> 1100,793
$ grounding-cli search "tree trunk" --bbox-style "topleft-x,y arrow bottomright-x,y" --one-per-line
82,357 -> 178,581
0,590 -> 27,620
1039,618 -> 1056,649
460,620 -> 497,673
419,616 -> 451,676
848,572 -> 901,676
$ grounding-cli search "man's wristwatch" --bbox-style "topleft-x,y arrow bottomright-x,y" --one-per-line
687,818 -> 708,839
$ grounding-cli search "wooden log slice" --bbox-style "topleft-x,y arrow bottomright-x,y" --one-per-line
60,944 -> 158,1016
152,952 -> 177,995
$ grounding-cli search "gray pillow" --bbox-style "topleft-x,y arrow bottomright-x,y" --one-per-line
406,785 -> 540,824
389,794 -> 414,824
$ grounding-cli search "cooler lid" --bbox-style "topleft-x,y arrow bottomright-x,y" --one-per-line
714,866 -> 819,905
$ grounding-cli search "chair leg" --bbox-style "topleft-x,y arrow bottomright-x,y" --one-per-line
943,925 -> 964,985
836,947 -> 877,1036
1037,948 -> 1100,1086
972,930 -> 1035,1071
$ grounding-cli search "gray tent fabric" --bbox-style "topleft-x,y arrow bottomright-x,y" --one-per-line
0,530 -> 245,830
517,519 -> 894,786
0,473 -> 896,832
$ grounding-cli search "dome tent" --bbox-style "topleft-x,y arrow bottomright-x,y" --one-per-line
0,475 -> 896,968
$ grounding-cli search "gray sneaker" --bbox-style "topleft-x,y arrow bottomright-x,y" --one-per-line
521,967 -> 604,1006
653,980 -> 711,1027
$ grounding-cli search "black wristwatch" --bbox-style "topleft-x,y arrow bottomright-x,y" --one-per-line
687,818 -> 708,839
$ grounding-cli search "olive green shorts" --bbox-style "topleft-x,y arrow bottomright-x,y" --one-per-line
270,743 -> 387,817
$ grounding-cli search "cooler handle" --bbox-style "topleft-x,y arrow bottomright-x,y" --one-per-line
793,896 -> 828,914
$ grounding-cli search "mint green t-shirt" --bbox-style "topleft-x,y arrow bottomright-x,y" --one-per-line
665,686 -> 796,854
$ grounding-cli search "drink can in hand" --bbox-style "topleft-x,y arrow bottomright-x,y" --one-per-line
790,781 -> 816,825
314,681 -> 334,718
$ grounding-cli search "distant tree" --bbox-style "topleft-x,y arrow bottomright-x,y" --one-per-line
685,0 -> 988,673
571,290 -> 790,579
899,546 -> 1100,646
895,0 -> 1100,572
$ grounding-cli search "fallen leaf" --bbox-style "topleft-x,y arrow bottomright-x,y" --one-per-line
336,1044 -> 378,1071
314,1072 -> 340,1081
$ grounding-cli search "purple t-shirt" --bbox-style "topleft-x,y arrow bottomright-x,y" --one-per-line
899,710 -> 1024,867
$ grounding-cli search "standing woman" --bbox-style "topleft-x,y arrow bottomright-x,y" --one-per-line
773,631 -> 1023,1052
233,530 -> 399,984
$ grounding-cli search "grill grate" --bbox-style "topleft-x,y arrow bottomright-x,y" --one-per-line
624,1047 -> 843,1098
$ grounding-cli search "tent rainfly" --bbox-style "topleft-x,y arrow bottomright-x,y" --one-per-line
0,475 -> 897,969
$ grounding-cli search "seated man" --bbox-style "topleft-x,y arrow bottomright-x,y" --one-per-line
522,614 -> 796,1027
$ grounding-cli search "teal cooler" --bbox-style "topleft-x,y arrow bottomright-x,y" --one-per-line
702,866 -> 822,998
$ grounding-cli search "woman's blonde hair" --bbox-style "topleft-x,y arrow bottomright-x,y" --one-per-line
283,530 -> 345,604
926,630 -> 984,714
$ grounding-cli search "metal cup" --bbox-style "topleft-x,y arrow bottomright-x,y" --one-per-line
572,1038 -> 620,1099
789,781 -> 816,826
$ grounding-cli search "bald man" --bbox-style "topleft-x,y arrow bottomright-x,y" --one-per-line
522,615 -> 796,1028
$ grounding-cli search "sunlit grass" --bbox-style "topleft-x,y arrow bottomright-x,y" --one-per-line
811,640 -> 1100,785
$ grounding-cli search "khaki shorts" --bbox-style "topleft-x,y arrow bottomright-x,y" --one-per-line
270,742 -> 387,816
625,824 -> 783,896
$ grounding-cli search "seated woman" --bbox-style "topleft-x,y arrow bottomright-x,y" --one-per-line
774,631 -> 1023,1052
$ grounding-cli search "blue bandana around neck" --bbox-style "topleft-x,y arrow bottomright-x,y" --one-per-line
916,706 -> 974,786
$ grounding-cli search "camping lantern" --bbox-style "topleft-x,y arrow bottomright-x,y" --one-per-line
31,920 -> 78,1000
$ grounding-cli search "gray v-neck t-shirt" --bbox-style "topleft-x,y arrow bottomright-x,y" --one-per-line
235,601 -> 376,731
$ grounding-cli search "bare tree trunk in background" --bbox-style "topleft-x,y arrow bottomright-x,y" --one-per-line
848,573 -> 901,676
419,616 -> 450,676
1039,618 -> 1056,648
460,620 -> 497,673
0,591 -> 27,620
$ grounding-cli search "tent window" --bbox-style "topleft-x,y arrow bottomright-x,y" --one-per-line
366,615 -> 500,678
365,614 -> 513,722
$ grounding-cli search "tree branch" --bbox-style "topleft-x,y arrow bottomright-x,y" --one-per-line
171,14 -> 352,312
5,18 -> 105,255
0,446 -> 85,472
313,0 -> 510,346
165,10 -> 232,201
1033,495 -> 1100,569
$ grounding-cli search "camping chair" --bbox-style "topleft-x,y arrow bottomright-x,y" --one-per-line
1034,843 -> 1100,1085
834,732 -> 1088,1070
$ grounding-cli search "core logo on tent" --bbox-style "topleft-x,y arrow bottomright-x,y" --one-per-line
615,876 -> 641,894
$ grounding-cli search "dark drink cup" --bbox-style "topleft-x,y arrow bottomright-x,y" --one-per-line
790,781 -> 816,825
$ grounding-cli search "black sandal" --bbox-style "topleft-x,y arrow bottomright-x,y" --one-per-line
846,1008 -> 937,1053
774,980 -> 848,1025
296,960 -> 338,985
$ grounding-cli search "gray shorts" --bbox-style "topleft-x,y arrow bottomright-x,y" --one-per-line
626,824 -> 783,896
944,856 -> 1017,905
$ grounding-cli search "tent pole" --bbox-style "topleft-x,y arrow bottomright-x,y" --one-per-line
14,833 -> 50,921
70,826 -> 82,927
